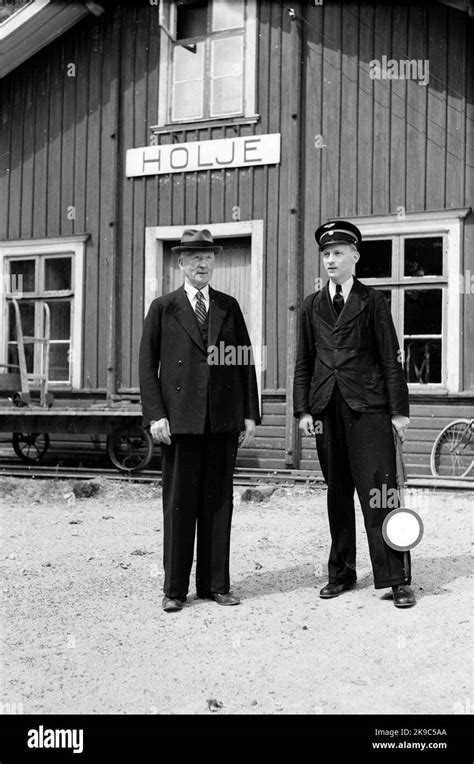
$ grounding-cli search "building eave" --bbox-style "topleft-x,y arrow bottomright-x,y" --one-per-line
0,1 -> 94,79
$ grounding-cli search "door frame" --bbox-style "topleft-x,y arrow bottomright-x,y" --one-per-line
144,220 -> 264,398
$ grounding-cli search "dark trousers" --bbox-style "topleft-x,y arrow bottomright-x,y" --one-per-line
161,431 -> 239,599
315,386 -> 410,589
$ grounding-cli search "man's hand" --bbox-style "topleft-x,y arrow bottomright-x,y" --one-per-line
391,415 -> 410,443
150,418 -> 172,445
239,419 -> 256,448
298,413 -> 315,436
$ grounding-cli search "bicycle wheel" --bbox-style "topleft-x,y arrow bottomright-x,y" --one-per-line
430,419 -> 474,478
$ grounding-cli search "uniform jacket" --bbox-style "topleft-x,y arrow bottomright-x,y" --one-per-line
139,284 -> 261,433
293,278 -> 409,418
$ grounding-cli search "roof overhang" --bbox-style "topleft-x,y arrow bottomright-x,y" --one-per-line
0,1 -> 102,79
437,0 -> 474,16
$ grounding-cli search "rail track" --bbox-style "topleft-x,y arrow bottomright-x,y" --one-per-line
0,461 -> 473,490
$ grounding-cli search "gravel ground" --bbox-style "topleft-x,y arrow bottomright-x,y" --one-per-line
0,478 -> 472,716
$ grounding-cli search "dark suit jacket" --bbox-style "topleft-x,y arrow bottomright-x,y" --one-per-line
293,279 -> 409,418
139,285 -> 261,433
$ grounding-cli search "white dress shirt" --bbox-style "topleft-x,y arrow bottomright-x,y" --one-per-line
328,275 -> 354,303
184,282 -> 210,314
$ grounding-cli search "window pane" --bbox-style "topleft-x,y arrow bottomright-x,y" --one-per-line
404,339 -> 441,384
212,0 -> 244,30
49,344 -> 70,382
355,240 -> 392,278
176,0 -> 208,39
173,41 -> 204,82
7,343 -> 34,374
211,36 -> 242,77
404,237 -> 443,277
172,81 -> 204,120
45,258 -> 72,291
8,301 -> 35,340
47,302 -> 71,340
404,289 -> 442,335
9,260 -> 35,292
211,37 -> 243,115
172,43 -> 204,120
211,75 -> 242,115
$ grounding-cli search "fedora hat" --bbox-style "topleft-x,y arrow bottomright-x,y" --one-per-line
171,228 -> 223,254
315,220 -> 362,249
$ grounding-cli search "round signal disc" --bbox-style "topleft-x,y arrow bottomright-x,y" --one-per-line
382,508 -> 424,551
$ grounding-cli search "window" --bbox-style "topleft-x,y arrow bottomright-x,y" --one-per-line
158,0 -> 257,126
351,210 -> 469,392
6,256 -> 73,383
0,237 -> 87,388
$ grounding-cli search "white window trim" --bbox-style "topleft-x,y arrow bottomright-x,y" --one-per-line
157,0 -> 257,127
348,209 -> 470,394
144,220 -> 264,399
0,236 -> 88,389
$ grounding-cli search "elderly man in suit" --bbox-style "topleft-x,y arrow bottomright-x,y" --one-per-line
139,228 -> 260,613
293,220 -> 416,608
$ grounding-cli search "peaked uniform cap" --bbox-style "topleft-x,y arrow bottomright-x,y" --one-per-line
171,228 -> 223,253
315,220 -> 362,249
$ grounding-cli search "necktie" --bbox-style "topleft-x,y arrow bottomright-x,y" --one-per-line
333,284 -> 344,316
195,290 -> 207,324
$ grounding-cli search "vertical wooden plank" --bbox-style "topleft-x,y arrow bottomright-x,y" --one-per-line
129,6 -> 150,388
445,8 -> 467,208
339,3 -> 359,217
301,3 -> 324,294
119,3 -> 137,389
320,1 -> 342,221
372,4 -> 391,215
281,2 -> 302,466
0,77 -> 11,239
183,129 -> 199,222
20,63 -> 36,238
389,5 -> 408,213
73,23 -> 89,241
263,0 -> 281,390
47,45 -> 64,237
98,8 -> 121,398
405,4 -> 428,212
8,69 -> 24,240
357,4 -> 375,215
61,29 -> 78,237
84,19 -> 103,388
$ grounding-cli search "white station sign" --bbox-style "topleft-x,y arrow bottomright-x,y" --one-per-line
126,133 -> 281,177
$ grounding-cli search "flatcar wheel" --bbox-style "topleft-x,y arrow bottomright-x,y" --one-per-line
12,432 -> 50,464
106,427 -> 154,473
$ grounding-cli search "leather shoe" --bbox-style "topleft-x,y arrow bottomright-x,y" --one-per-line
319,581 -> 355,599
392,584 -> 416,608
162,596 -> 186,612
197,591 -> 240,606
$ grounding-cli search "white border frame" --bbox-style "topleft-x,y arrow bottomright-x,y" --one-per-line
348,209 -> 470,394
157,0 -> 257,127
0,236 -> 88,389
144,220 -> 264,398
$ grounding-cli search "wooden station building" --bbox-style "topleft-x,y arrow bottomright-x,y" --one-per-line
0,0 -> 473,475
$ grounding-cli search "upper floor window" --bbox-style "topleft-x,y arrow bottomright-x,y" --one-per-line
158,0 -> 257,126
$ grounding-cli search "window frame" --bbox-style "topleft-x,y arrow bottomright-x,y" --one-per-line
157,0 -> 258,127
348,209 -> 470,394
0,236 -> 87,389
